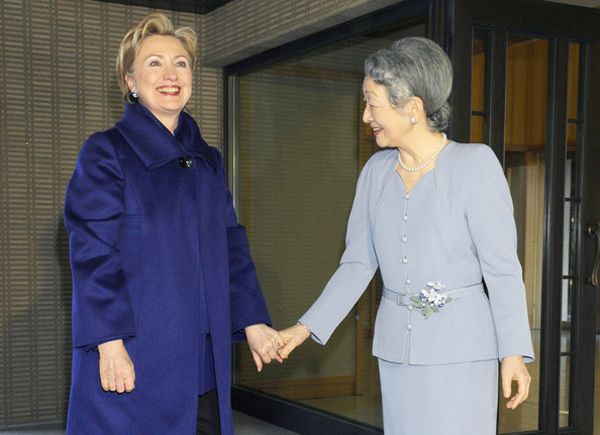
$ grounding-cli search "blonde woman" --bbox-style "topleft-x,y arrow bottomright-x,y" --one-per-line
64,13 -> 282,434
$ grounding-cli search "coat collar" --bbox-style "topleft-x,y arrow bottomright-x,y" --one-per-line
115,103 -> 218,170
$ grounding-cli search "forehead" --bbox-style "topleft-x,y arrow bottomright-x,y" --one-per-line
136,34 -> 189,58
362,76 -> 386,97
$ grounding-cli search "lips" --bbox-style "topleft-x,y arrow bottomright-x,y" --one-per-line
157,86 -> 181,96
372,126 -> 382,135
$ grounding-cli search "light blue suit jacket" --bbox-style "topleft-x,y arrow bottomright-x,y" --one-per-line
300,142 -> 535,364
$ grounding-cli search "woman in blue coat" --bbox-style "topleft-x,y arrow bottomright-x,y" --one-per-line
64,13 -> 282,434
278,37 -> 534,434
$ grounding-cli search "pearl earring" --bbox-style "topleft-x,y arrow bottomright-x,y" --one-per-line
132,91 -> 138,98
411,116 -> 417,124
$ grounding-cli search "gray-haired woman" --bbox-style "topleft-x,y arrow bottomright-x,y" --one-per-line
278,37 -> 534,434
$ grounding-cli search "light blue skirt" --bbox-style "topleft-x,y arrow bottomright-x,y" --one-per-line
378,358 -> 498,435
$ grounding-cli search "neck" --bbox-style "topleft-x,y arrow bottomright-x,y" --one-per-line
146,109 -> 180,134
397,129 -> 446,167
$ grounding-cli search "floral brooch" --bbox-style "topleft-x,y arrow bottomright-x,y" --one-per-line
409,281 -> 452,319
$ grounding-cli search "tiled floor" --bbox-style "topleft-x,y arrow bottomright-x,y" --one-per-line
0,411 -> 298,435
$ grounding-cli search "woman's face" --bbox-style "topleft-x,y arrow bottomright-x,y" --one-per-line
125,35 -> 192,125
362,76 -> 412,148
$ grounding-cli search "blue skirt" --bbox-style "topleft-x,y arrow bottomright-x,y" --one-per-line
378,358 -> 498,435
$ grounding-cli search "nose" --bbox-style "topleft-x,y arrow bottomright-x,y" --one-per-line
362,105 -> 372,124
163,64 -> 177,80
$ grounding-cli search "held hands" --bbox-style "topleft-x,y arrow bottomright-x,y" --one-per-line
97,339 -> 135,393
501,355 -> 532,409
245,324 -> 286,372
277,323 -> 311,360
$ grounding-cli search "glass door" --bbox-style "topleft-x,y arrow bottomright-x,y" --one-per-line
451,1 -> 600,433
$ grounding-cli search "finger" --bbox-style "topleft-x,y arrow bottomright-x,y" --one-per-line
274,333 -> 286,348
116,376 -> 126,394
267,348 -> 281,364
272,351 -> 283,363
124,375 -> 135,393
100,371 -> 109,391
278,342 -> 296,360
260,352 -> 273,365
251,350 -> 263,372
108,373 -> 117,392
501,372 -> 513,399
511,375 -> 530,408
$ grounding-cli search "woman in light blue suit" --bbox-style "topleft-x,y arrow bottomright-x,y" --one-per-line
279,37 -> 534,434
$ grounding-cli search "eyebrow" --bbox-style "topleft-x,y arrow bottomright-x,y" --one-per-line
143,54 -> 191,62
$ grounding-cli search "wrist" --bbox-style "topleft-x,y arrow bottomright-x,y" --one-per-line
296,322 -> 311,338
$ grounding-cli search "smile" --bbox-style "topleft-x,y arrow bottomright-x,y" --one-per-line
157,86 -> 181,95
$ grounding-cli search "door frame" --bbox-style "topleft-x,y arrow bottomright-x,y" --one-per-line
449,1 -> 600,433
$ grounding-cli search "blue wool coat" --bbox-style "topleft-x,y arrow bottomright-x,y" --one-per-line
64,103 -> 270,434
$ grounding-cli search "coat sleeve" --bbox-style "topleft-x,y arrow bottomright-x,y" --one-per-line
64,133 -> 136,350
464,145 -> 534,362
299,161 -> 379,345
214,150 -> 271,341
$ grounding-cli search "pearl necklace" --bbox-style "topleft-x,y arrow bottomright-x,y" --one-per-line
398,133 -> 447,173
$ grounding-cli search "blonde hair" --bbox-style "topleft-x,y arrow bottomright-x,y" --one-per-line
116,13 -> 197,100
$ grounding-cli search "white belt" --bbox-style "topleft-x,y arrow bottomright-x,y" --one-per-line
383,283 -> 484,306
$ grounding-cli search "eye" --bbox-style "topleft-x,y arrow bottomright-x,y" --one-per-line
176,60 -> 188,68
149,59 -> 161,67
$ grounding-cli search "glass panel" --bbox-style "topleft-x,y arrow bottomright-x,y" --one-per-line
232,22 -> 426,429
499,34 -> 550,433
559,41 -> 582,429
559,356 -> 570,428
566,42 -> 579,163
471,115 -> 485,143
471,30 -> 486,113
471,29 -> 487,143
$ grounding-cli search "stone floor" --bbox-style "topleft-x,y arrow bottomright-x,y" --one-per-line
0,410 -> 298,435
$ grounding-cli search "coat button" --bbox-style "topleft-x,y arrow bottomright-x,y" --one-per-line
407,305 -> 413,311
403,214 -> 408,221
403,257 -> 408,264
404,193 -> 411,199
402,235 -> 407,242
405,278 -> 411,285
179,156 -> 193,168
406,324 -> 413,330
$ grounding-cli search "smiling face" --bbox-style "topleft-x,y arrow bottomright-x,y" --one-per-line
125,34 -> 192,130
362,76 -> 413,148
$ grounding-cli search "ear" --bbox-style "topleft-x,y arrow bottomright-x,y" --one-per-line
124,73 -> 136,93
408,96 -> 426,123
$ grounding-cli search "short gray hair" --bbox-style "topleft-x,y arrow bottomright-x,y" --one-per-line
364,37 -> 452,132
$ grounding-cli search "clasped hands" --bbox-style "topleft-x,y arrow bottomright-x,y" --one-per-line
96,322 -> 310,394
245,322 -> 311,371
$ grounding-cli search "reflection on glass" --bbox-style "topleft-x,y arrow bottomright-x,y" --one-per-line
559,356 -> 570,428
471,115 -> 484,143
471,29 -> 487,143
232,23 -> 425,429
499,34 -> 550,433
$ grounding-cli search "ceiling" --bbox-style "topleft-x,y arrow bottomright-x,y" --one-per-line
97,0 -> 600,15
96,0 -> 235,14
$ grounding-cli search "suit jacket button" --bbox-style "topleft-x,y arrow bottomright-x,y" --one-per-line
179,156 -> 193,168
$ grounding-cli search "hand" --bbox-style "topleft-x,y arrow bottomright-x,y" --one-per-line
277,323 -> 311,360
98,339 -> 135,393
245,324 -> 285,372
501,355 -> 531,409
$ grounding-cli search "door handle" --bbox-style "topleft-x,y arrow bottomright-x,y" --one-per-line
587,223 -> 600,287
